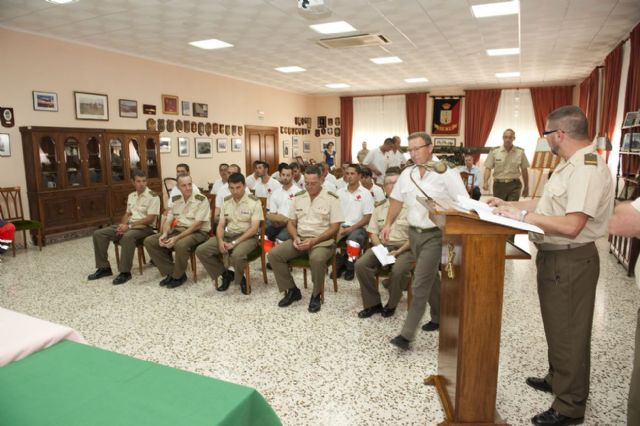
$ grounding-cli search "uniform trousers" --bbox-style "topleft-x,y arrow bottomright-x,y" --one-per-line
400,228 -> 441,341
629,308 -> 640,425
143,227 -> 208,279
195,234 -> 258,286
492,180 -> 522,202
268,238 -> 336,296
356,244 -> 414,309
93,225 -> 154,273
536,242 -> 598,418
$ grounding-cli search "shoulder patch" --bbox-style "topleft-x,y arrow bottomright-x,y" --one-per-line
375,199 -> 387,208
516,146 -> 524,151
584,153 -> 598,166
148,190 -> 157,197
327,191 -> 339,199
248,194 -> 259,201
171,194 -> 182,202
295,190 -> 307,196
194,194 -> 206,201
224,195 -> 232,201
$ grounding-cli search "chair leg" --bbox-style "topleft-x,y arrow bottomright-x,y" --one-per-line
332,254 -> 338,292
261,253 -> 268,285
11,236 -> 16,257
246,265 -> 252,294
137,246 -> 144,275
303,269 -> 308,289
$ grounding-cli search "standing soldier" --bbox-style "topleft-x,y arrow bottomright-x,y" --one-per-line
492,106 -> 613,426
268,165 -> 344,313
196,173 -> 263,294
88,170 -> 160,285
144,174 -> 210,288
356,170 -> 414,318
483,128 -> 530,200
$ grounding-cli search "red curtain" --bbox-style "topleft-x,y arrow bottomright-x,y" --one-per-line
599,43 -> 623,162
405,92 -> 428,134
624,22 -> 640,115
340,96 -> 354,163
530,86 -> 575,135
463,89 -> 501,160
578,67 -> 599,141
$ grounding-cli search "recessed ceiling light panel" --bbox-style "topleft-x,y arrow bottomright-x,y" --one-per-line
275,66 -> 306,73
188,39 -> 233,50
46,0 -> 77,3
471,1 -> 519,18
405,77 -> 429,83
495,71 -> 520,78
309,21 -> 357,35
325,83 -> 351,89
370,56 -> 403,65
487,47 -> 520,56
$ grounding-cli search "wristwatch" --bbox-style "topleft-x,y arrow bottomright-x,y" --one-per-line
519,210 -> 528,222
128,223 -> 132,229
231,240 -> 237,245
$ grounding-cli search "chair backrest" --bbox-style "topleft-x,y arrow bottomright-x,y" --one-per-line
163,177 -> 177,199
0,187 -> 24,222
459,172 -> 475,195
258,197 -> 268,236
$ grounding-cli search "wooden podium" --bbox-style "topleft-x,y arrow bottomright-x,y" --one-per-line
425,209 -> 530,426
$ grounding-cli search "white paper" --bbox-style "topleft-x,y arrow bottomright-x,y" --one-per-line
455,195 -> 544,234
371,244 -> 396,266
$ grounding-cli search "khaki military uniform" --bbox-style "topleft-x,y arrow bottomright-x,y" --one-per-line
357,148 -> 369,164
93,187 -> 160,273
196,193 -> 263,286
144,192 -> 211,279
268,189 -> 344,296
356,200 -> 414,309
485,145 -> 530,201
530,145 -> 613,418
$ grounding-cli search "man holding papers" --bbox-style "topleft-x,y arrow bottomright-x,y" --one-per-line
491,106 -> 613,426
380,132 -> 469,350
356,171 -> 414,319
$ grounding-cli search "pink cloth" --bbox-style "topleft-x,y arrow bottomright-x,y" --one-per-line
0,307 -> 86,366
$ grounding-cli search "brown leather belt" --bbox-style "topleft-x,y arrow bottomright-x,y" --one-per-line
494,179 -> 518,183
534,242 -> 593,251
409,226 -> 440,234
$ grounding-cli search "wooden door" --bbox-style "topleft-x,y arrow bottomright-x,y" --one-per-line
244,126 -> 279,176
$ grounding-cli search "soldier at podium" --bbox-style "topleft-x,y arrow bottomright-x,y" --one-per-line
380,131 -> 469,350
492,106 -> 613,426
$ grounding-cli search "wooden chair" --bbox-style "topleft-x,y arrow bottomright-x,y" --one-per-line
289,253 -> 338,303
460,172 -> 475,196
0,187 -> 43,256
163,177 -> 177,199
374,263 -> 415,308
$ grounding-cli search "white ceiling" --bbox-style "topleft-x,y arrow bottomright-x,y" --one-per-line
1,0 -> 639,96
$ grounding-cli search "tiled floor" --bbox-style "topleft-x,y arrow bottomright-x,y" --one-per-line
0,236 -> 637,425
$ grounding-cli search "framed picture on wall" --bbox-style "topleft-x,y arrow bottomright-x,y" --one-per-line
283,140 -> 290,157
0,133 -> 10,157
318,116 -> 326,128
303,141 -> 311,153
231,138 -> 242,152
195,137 -> 213,158
292,137 -> 299,147
162,94 -> 179,115
292,147 -> 300,157
117,99 -> 137,118
217,138 -> 228,152
433,137 -> 457,146
181,100 -> 191,116
143,104 -> 156,115
193,103 -> 209,118
178,137 -> 189,157
74,91 -> 109,121
159,136 -> 171,153
32,91 -> 58,112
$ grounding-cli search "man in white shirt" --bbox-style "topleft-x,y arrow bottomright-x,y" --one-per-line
336,164 -> 374,281
245,160 -> 261,190
457,154 -> 482,200
266,165 -> 298,242
387,136 -> 407,169
290,162 -> 305,189
253,161 -> 282,202
363,138 -> 395,184
360,168 -> 385,202
168,163 -> 200,208
214,164 -> 246,221
319,162 -> 338,193
210,163 -> 229,195
381,132 -> 469,350
335,163 -> 348,190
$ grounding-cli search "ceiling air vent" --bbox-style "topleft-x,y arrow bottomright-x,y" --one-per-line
317,34 -> 390,49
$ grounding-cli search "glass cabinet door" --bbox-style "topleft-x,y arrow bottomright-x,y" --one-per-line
39,136 -> 60,190
64,136 -> 84,188
87,136 -> 104,185
109,138 -> 125,182
145,137 -> 158,178
128,138 -> 141,178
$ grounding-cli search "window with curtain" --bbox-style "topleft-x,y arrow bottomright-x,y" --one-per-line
352,95 -> 408,159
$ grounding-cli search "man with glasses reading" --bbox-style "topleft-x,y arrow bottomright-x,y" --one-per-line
380,132 -> 469,350
492,106 -> 613,426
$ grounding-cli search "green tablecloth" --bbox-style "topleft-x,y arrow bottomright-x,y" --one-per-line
0,340 -> 280,426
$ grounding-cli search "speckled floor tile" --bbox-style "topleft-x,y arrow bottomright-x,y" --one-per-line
0,236 -> 636,425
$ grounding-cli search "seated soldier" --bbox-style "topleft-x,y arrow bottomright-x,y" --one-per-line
360,167 -> 386,202
168,163 -> 201,208
195,173 -> 263,294
88,170 -> 160,285
267,165 -> 344,313
356,171 -> 414,318
214,164 -> 244,221
144,174 -> 211,288
265,164 -> 298,242
335,164 -> 374,281
0,219 -> 16,255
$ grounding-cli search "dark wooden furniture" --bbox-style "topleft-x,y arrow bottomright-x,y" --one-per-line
19,126 -> 162,240
424,210 -> 530,426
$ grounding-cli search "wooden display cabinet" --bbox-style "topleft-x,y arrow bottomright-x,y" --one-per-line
20,126 -> 162,240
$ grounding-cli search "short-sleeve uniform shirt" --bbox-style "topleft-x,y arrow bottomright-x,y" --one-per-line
484,146 -> 530,180
221,193 -> 264,235
367,199 -> 409,246
288,189 -> 344,239
363,148 -> 389,184
167,193 -> 211,232
127,187 -> 161,223
168,184 -> 200,208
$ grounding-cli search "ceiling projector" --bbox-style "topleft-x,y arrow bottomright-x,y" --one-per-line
298,0 -> 332,19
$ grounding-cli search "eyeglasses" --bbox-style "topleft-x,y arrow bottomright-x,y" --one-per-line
407,144 -> 428,153
543,129 -> 559,136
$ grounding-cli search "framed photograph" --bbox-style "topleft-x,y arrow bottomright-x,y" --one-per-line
181,100 -> 191,116
195,138 -> 213,158
193,102 -> 208,118
162,94 -> 179,115
303,141 -> 311,153
32,91 -> 58,112
159,136 -> 171,153
231,138 -> 242,152
623,111 -> 639,129
74,91 -> 109,121
318,116 -> 326,128
335,128 -> 341,137
434,137 -> 457,146
335,117 -> 341,126
178,137 -> 189,157
118,99 -> 137,118
328,118 -> 333,126
292,147 -> 300,157
292,137 -> 299,147
217,138 -> 228,153
0,133 -> 10,157
283,141 -> 290,158
143,104 -> 156,115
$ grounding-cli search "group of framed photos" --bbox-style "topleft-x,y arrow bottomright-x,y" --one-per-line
280,126 -> 310,135
294,116 -> 312,128
315,115 -> 341,138
146,118 -> 243,137
159,136 -> 242,157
